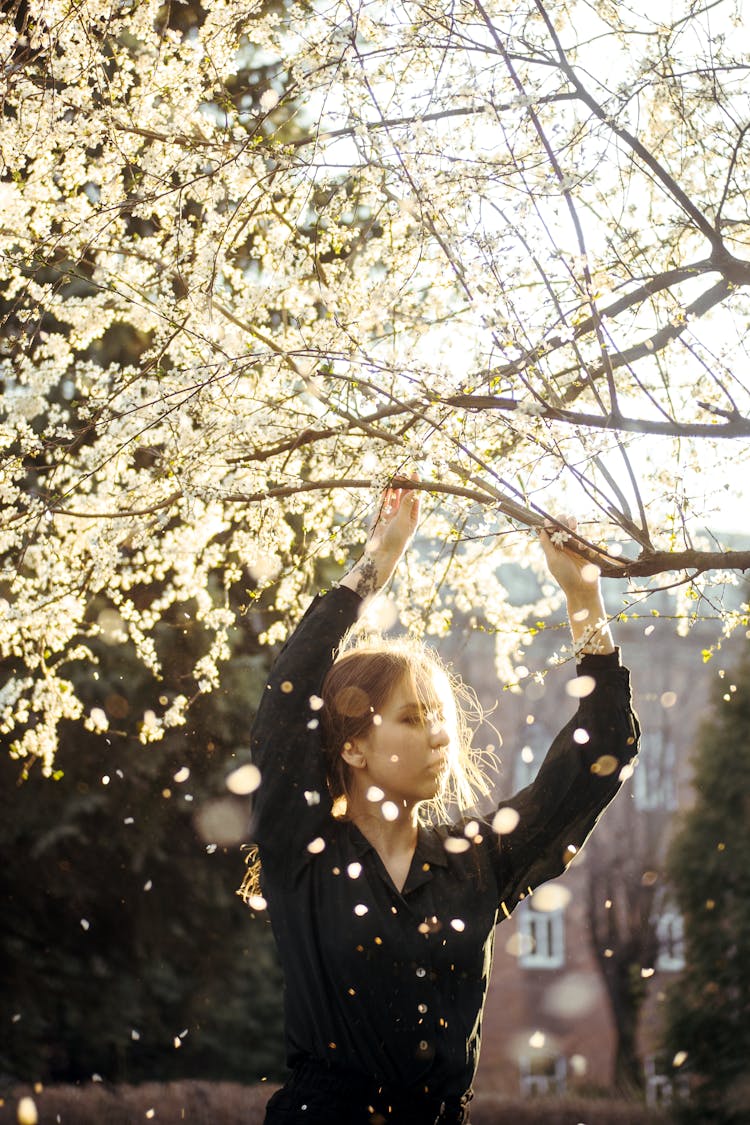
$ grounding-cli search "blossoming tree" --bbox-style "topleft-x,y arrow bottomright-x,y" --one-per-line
2,0 -> 749,771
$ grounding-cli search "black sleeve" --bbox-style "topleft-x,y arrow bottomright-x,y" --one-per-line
249,585 -> 362,873
488,648 -> 640,917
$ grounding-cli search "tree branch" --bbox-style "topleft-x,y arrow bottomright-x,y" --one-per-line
48,479 -> 750,579
442,394 -> 750,438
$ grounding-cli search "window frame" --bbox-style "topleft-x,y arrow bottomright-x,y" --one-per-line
517,898 -> 566,970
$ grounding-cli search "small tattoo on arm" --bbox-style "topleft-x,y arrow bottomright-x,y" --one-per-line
353,554 -> 380,597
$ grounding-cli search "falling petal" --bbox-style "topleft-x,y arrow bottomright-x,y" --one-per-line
673,1051 -> 688,1068
195,798 -> 247,846
492,807 -> 520,835
309,695 -> 324,711
533,884 -> 571,912
366,786 -> 385,802
347,862 -> 362,879
505,931 -> 534,958
16,1097 -> 38,1125
173,767 -> 190,783
334,686 -> 370,717
382,801 -> 399,821
304,790 -> 321,806
529,1030 -> 545,1048
354,904 -> 368,916
444,837 -> 470,853
574,728 -> 590,744
307,837 -> 326,854
590,754 -> 617,776
450,918 -> 465,932
570,1053 -> 587,1076
566,675 -> 595,699
544,972 -> 599,1018
366,596 -> 399,631
226,763 -> 261,795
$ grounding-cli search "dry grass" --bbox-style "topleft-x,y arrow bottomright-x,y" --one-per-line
0,1082 -> 672,1124
0,1081 -> 279,1125
470,1092 -> 671,1124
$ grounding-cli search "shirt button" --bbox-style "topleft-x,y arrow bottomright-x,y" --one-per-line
419,1040 -> 429,1051
416,967 -> 426,978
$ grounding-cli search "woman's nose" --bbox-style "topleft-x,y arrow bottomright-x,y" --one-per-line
429,722 -> 449,748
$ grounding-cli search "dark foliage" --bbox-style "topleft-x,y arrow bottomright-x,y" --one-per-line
664,645 -> 750,1123
0,598 -> 286,1086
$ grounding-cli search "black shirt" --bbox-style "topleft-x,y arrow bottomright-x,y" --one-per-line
250,586 -> 639,1101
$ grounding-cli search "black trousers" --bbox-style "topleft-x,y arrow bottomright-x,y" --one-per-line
263,1060 -> 472,1125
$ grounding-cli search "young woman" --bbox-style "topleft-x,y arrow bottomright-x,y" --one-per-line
248,481 -> 640,1125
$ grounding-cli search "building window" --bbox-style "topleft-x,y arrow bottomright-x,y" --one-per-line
519,1052 -> 566,1097
633,726 -> 677,811
644,1054 -> 689,1107
656,908 -> 685,972
518,900 -> 565,969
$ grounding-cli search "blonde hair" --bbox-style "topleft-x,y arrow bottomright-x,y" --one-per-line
239,629 -> 492,905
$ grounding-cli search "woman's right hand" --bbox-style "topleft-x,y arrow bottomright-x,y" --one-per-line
368,476 -> 420,564
340,476 -> 420,598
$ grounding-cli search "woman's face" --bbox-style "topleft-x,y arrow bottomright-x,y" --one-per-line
350,672 -> 451,807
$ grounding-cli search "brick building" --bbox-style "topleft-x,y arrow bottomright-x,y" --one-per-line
438,575 -> 746,1101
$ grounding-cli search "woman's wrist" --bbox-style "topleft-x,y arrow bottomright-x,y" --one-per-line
339,549 -> 398,600
565,587 -> 615,656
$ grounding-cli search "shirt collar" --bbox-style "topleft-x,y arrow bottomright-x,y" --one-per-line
344,821 -> 448,868
416,825 -> 449,867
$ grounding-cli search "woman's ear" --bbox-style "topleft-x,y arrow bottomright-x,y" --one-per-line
341,738 -> 367,770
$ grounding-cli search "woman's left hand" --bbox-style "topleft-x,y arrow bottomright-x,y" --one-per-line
538,516 -> 601,598
538,516 -> 615,654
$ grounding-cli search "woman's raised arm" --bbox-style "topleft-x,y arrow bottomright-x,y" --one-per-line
340,476 -> 420,600
250,478 -> 419,874
538,516 -> 615,656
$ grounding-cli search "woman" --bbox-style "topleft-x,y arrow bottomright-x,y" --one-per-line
248,480 -> 639,1124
